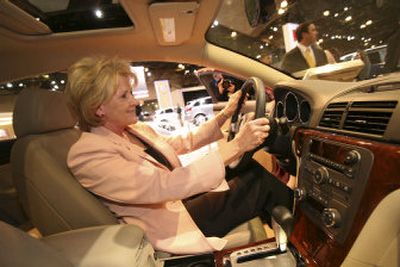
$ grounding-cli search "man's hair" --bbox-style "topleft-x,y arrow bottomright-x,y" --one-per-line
296,22 -> 313,42
65,56 -> 137,131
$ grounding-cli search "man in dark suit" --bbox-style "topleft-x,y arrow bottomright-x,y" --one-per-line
281,22 -> 328,74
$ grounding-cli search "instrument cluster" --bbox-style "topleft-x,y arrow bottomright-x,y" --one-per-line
275,90 -> 311,125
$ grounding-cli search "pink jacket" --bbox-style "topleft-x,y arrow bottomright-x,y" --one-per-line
67,119 -> 229,254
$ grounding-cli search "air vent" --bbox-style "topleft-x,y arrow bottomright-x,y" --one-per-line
319,102 -> 348,129
327,102 -> 348,109
351,101 -> 397,109
342,101 -> 397,136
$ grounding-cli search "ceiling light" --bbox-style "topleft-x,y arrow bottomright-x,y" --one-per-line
273,27 -> 278,32
344,7 -> 349,11
144,67 -> 149,72
6,83 -> 12,88
60,80 -> 65,84
160,18 -> 176,43
334,13 -> 339,17
231,31 -> 237,38
18,83 -> 24,87
345,16 -> 352,22
256,55 -> 261,59
260,45 -> 264,49
318,38 -> 323,43
51,80 -> 56,85
35,17 -> 40,21
178,64 -> 185,70
278,8 -> 285,15
146,72 -> 152,77
213,20 -> 219,26
323,10 -> 330,16
280,1 -> 288,9
94,9 -> 103,19
184,70 -> 190,75
269,35 -> 274,40
366,20 -> 372,25
360,24 -> 366,29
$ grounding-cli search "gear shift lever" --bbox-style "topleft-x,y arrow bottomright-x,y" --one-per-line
271,206 -> 294,252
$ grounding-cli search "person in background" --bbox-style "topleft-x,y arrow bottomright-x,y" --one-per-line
281,22 -> 328,74
176,104 -> 183,126
260,54 -> 273,65
65,56 -> 293,255
210,72 -> 236,101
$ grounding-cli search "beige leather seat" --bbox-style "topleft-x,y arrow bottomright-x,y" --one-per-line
11,88 -> 117,236
11,88 -> 266,247
0,221 -> 158,267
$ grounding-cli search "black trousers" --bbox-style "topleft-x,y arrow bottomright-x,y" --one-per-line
183,160 -> 293,237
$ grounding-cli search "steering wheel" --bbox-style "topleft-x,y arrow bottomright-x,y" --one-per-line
227,77 -> 275,169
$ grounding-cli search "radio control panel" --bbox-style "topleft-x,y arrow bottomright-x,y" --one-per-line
295,137 -> 374,243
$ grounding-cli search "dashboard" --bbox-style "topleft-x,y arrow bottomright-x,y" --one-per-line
271,73 -> 400,267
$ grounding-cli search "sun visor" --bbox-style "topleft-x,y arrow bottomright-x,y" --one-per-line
148,1 -> 199,46
0,1 -> 50,35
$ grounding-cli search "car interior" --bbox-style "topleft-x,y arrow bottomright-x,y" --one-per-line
0,0 -> 400,267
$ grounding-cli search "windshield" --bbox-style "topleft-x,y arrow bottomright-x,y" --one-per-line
206,0 -> 400,81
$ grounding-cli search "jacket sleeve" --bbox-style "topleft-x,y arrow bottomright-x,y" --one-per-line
160,118 -> 224,155
67,136 -> 226,205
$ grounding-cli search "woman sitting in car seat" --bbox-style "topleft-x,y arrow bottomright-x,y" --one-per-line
65,56 -> 293,254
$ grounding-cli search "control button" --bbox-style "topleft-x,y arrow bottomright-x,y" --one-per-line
294,187 -> 307,201
344,150 -> 361,165
342,185 -> 352,193
345,168 -> 354,178
322,208 -> 342,228
314,167 -> 329,184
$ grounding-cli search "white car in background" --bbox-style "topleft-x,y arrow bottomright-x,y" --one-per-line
184,96 -> 213,126
153,107 -> 181,132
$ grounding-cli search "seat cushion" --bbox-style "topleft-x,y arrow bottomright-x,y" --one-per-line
223,217 -> 268,249
0,221 -> 73,267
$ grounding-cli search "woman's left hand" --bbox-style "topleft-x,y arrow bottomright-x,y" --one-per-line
222,90 -> 243,118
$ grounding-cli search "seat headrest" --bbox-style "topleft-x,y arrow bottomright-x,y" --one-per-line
13,88 -> 77,138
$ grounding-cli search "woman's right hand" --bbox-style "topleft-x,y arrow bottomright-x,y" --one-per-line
233,116 -> 270,153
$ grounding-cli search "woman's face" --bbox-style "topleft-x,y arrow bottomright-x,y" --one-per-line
96,75 -> 139,132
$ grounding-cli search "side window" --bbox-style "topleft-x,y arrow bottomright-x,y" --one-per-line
194,102 -> 200,107
204,98 -> 212,104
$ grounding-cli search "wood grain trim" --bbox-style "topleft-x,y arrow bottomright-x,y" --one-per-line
291,128 -> 400,266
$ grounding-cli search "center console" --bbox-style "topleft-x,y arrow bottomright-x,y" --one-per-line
295,137 -> 373,243
165,206 -> 299,267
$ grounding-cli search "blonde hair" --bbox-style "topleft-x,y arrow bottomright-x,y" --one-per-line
65,56 -> 137,131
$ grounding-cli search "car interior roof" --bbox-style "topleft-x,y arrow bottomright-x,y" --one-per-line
0,0 -> 220,82
0,0 -> 292,87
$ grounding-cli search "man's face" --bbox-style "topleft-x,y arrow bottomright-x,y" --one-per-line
303,23 -> 318,44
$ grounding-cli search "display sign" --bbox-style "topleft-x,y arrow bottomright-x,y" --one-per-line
282,23 -> 299,52
154,80 -> 173,109
130,66 -> 149,99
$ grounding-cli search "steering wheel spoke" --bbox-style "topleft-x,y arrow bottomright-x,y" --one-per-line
227,77 -> 272,170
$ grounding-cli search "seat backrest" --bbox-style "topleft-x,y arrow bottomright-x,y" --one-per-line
11,88 -> 117,236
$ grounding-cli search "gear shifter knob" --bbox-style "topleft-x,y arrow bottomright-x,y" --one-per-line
271,206 -> 294,252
